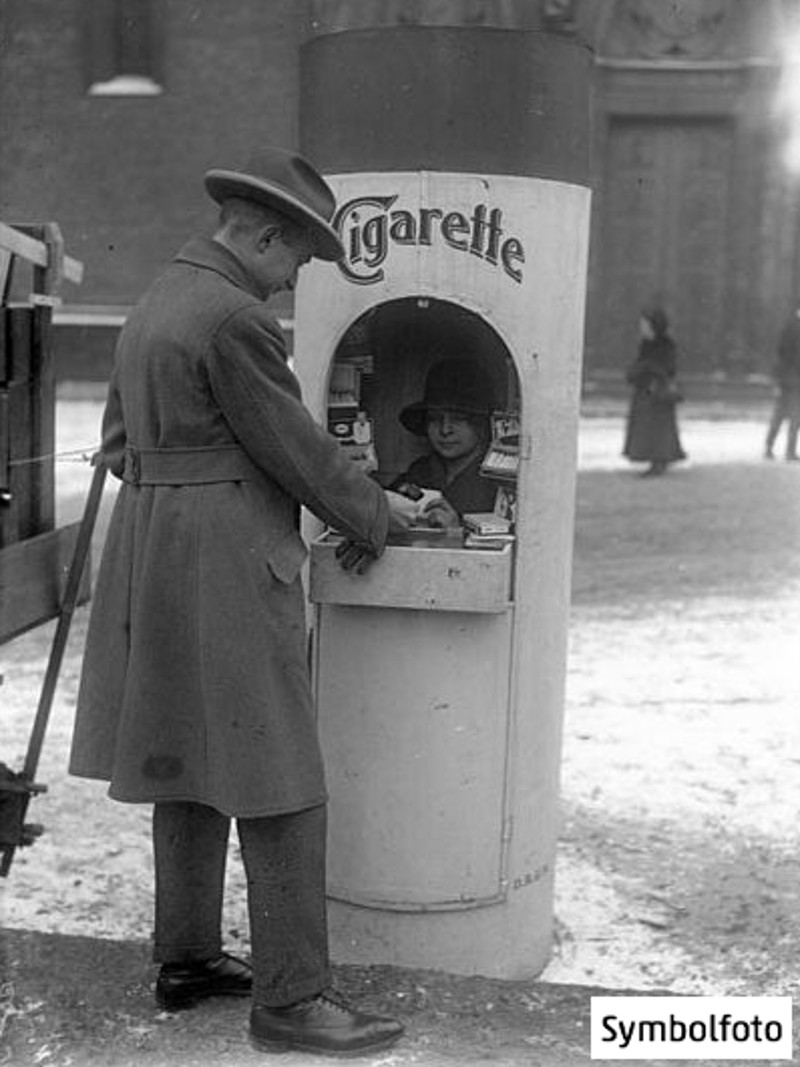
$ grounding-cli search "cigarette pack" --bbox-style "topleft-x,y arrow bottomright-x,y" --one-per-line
480,410 -> 521,483
462,512 -> 512,536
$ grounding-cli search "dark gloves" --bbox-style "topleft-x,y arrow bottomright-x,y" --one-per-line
335,539 -> 379,575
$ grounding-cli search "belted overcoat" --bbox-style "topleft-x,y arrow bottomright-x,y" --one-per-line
69,237 -> 388,817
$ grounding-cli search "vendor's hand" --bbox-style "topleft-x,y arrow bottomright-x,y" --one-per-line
421,498 -> 460,529
384,489 -> 419,532
335,539 -> 378,575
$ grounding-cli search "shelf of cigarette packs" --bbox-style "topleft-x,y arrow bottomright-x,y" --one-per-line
326,325 -> 379,474
466,410 -> 519,550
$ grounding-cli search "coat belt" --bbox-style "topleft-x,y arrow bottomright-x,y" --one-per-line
122,445 -> 257,486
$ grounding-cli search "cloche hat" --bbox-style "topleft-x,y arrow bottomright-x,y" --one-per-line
399,359 -> 496,436
204,147 -> 344,262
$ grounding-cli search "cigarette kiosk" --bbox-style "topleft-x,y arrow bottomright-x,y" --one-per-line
294,27 -> 591,979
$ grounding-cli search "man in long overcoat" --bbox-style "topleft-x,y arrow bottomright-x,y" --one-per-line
69,148 -> 415,1057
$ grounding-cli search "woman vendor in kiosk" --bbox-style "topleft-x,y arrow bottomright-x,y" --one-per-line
392,358 -> 499,526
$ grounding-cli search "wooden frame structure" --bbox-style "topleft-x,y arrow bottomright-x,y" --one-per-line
0,221 -> 87,642
0,221 -> 99,876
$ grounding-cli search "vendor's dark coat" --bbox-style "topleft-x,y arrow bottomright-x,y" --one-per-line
69,237 -> 388,817
396,453 -> 498,517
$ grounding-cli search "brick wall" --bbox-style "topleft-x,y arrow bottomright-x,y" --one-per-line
0,0 -> 307,305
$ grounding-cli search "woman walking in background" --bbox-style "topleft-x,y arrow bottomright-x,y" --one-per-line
623,307 -> 687,477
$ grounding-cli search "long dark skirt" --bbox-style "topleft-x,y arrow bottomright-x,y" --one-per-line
623,390 -> 687,464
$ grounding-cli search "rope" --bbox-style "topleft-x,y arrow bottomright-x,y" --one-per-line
7,446 -> 100,468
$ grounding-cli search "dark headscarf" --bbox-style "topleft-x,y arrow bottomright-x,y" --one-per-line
642,308 -> 670,339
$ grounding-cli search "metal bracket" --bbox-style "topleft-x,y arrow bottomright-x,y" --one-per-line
0,762 -> 46,876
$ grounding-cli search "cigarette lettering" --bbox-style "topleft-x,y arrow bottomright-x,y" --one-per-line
334,195 -> 525,285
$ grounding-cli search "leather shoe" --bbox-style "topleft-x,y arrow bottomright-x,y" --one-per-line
250,991 -> 404,1056
156,952 -> 252,1010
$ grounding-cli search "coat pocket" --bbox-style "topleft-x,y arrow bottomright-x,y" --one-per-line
266,530 -> 308,584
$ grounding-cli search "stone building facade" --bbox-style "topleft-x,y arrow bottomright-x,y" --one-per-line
1,0 -> 798,385
586,0 -> 798,384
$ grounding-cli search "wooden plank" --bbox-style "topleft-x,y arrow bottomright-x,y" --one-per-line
0,390 -> 8,496
5,306 -> 33,381
21,461 -> 106,782
0,524 -> 91,644
30,305 -> 55,533
0,308 -> 8,384
0,250 -> 10,302
52,304 -> 130,327
5,379 -> 34,545
0,222 -> 83,286
0,222 -> 48,268
0,307 -> 55,543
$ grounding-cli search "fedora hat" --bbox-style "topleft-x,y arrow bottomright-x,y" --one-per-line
399,359 -> 496,436
204,147 -> 344,262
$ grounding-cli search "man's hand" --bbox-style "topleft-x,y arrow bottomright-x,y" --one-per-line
335,539 -> 378,575
333,491 -> 422,575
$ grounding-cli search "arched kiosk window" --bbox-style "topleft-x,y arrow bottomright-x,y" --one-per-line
325,296 -> 519,545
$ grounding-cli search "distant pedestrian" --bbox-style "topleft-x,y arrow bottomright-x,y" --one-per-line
764,305 -> 800,461
622,308 -> 687,477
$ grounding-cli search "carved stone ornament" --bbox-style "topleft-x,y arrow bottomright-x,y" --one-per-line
600,0 -> 743,61
308,0 -> 534,34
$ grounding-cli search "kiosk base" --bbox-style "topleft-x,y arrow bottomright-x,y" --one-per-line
327,877 -> 556,980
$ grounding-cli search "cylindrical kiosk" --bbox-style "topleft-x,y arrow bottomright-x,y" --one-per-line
294,27 -> 591,978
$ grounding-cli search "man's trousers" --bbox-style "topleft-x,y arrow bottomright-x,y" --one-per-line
152,800 -> 330,1007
